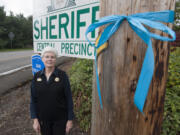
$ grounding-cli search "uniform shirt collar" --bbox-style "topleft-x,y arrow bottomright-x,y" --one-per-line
40,67 -> 59,77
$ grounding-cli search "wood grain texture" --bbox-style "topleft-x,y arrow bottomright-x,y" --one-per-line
91,0 -> 176,135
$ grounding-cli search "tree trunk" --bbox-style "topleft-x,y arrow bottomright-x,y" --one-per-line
91,0 -> 176,135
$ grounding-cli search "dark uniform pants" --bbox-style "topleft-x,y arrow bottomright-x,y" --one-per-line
39,120 -> 67,135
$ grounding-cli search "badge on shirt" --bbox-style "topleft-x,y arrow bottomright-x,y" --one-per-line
37,77 -> 42,82
55,77 -> 60,82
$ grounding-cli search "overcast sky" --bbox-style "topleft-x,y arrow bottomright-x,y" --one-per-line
0,0 -> 33,17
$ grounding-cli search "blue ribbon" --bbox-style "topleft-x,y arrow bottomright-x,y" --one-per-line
85,10 -> 176,112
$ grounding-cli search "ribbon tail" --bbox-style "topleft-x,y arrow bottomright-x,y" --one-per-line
134,42 -> 154,112
132,10 -> 174,23
95,52 -> 103,109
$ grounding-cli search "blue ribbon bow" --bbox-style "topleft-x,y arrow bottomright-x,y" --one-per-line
85,10 -> 176,112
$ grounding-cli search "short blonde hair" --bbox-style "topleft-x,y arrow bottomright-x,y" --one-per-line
41,46 -> 58,58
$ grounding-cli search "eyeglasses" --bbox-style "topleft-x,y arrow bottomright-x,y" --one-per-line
43,55 -> 56,59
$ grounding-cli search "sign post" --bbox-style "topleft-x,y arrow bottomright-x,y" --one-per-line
8,32 -> 15,49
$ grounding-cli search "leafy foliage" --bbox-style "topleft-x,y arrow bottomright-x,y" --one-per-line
162,47 -> 180,135
69,59 -> 93,132
0,6 -> 32,49
174,0 -> 180,31
69,48 -> 180,134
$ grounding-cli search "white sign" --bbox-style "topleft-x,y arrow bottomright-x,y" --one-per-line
33,0 -> 100,59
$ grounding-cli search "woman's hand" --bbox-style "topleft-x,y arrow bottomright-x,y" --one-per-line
33,118 -> 41,133
66,120 -> 73,134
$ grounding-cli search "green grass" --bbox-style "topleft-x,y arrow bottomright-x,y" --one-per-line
0,48 -> 33,52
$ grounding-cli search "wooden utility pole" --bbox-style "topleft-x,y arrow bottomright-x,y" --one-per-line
91,0 -> 176,135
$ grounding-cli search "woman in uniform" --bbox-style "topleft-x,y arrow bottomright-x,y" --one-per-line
30,46 -> 74,135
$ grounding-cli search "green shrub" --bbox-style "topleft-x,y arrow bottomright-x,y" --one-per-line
162,47 -> 180,135
69,59 -> 93,132
68,48 -> 180,134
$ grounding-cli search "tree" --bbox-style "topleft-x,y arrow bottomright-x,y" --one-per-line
174,0 -> 180,31
0,8 -> 33,49
0,6 -> 8,49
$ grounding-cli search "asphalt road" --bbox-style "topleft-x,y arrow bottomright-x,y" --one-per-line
0,50 -> 75,95
0,50 -> 33,73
